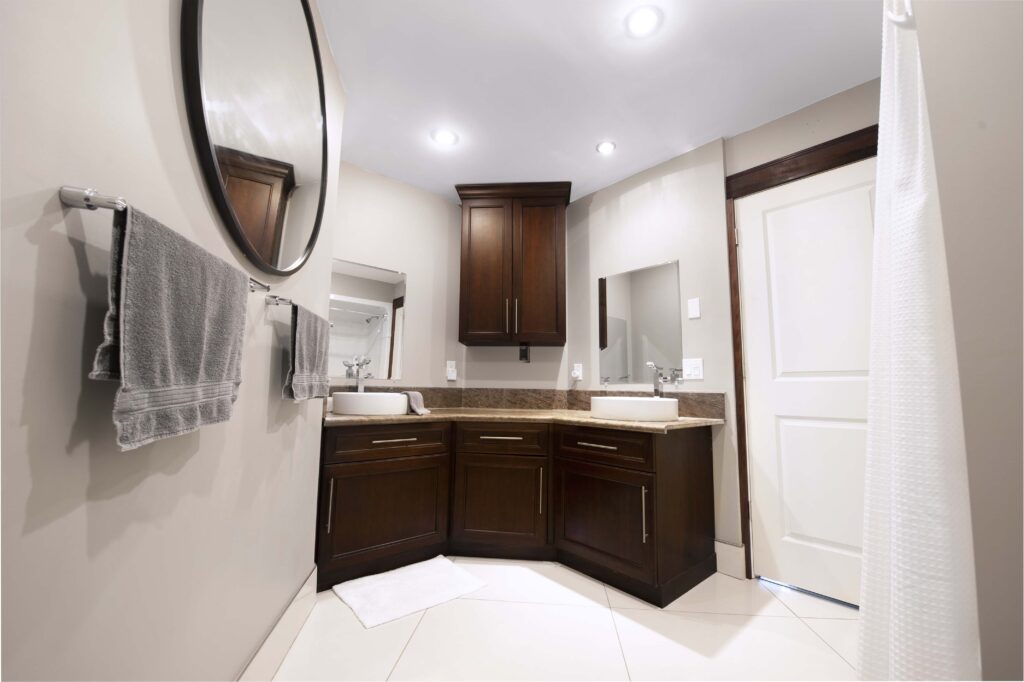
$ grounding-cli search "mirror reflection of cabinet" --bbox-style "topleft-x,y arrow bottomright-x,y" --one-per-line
457,182 -> 570,347
329,260 -> 407,381
216,146 -> 295,265
598,261 -> 682,386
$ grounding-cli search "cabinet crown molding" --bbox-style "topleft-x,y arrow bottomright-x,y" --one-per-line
456,182 -> 572,203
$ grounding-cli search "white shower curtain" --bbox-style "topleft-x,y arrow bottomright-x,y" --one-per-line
857,1 -> 982,679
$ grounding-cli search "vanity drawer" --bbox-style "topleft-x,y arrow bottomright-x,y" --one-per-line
553,425 -> 654,472
324,422 -> 451,464
455,422 -> 549,456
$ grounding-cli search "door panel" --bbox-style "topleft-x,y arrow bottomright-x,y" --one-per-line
513,198 -> 565,344
554,458 -> 655,582
318,455 -> 449,568
737,157 -> 874,604
460,199 -> 513,344
451,453 -> 547,549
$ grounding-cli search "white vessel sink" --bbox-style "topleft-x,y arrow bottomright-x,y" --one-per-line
332,392 -> 409,416
590,396 -> 679,422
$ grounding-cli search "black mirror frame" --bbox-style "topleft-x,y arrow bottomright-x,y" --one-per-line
181,0 -> 329,276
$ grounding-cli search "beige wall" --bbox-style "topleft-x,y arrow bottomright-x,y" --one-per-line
725,79 -> 881,175
0,1 -> 344,679
915,2 -> 1023,678
334,163 -> 463,388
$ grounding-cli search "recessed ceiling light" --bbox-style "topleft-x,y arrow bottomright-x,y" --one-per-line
626,6 -> 662,38
431,128 -> 459,146
596,141 -> 616,155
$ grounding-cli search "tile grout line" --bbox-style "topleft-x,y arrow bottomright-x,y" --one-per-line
385,609 -> 426,681
604,585 -> 633,682
763,582 -> 858,673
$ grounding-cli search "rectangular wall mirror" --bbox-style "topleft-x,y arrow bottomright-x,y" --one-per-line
598,261 -> 682,386
330,259 -> 406,381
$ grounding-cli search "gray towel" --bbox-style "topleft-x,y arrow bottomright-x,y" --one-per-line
404,391 -> 431,415
283,304 -> 330,400
90,207 -> 248,450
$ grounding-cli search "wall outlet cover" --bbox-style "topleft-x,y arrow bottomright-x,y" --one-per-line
682,357 -> 704,380
445,361 -> 457,381
687,297 -> 701,319
571,363 -> 583,381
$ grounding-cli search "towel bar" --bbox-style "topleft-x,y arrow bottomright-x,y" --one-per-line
59,185 -> 273,294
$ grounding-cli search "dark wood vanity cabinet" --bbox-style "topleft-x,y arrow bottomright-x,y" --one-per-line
553,425 -> 717,606
318,419 -> 716,605
450,423 -> 551,558
456,183 -> 570,346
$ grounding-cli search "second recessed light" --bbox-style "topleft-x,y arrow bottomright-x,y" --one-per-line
431,128 -> 459,146
596,141 -> 616,155
626,6 -> 663,38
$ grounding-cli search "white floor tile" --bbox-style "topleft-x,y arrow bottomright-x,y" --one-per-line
612,609 -> 856,680
803,618 -> 860,669
389,598 -> 629,681
761,581 -> 860,619
453,557 -> 609,608
274,591 -> 421,681
606,572 -> 794,617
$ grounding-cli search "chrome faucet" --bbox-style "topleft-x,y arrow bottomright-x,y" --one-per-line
343,356 -> 372,392
645,361 -> 669,397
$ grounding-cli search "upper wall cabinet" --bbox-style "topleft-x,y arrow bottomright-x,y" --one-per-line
456,182 -> 570,346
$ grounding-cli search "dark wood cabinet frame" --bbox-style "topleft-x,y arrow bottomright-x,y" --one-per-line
725,125 -> 878,578
181,0 -> 329,275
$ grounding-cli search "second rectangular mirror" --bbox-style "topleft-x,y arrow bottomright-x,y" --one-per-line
330,260 -> 406,381
598,261 -> 682,386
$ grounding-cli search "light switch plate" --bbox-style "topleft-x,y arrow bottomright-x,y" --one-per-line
446,361 -> 457,381
687,297 -> 701,319
682,357 -> 704,380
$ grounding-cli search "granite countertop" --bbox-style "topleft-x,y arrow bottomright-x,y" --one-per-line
322,407 -> 724,434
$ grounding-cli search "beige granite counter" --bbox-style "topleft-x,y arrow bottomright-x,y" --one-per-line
322,407 -> 724,434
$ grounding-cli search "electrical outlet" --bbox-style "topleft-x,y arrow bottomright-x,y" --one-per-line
571,362 -> 584,381
682,358 -> 704,380
446,360 -> 457,381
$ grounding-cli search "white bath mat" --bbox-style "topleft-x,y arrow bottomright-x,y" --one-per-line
332,555 -> 485,628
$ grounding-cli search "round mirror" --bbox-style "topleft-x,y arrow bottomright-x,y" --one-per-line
182,0 -> 327,275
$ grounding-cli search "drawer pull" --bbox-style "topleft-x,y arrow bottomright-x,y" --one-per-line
479,436 -> 524,441
577,441 -> 618,451
641,485 -> 648,544
538,467 -> 544,515
371,437 -> 418,444
326,479 -> 335,535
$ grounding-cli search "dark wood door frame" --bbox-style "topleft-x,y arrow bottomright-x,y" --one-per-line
725,125 -> 878,578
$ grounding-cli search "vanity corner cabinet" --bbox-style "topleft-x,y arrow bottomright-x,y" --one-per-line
456,182 -> 570,346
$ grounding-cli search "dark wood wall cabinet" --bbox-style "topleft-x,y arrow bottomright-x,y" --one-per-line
318,420 -> 717,606
456,183 -> 570,346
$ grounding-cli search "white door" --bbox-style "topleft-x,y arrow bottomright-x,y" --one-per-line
737,158 -> 875,604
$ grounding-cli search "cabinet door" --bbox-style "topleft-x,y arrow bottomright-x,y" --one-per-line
317,455 -> 449,572
459,198 -> 513,344
554,458 -> 656,582
513,197 -> 565,345
451,453 -> 547,549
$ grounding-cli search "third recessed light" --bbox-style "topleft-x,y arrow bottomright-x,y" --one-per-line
596,141 -> 616,155
626,6 -> 663,38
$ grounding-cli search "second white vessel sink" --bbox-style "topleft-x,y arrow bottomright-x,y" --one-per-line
332,392 -> 409,416
590,396 -> 679,422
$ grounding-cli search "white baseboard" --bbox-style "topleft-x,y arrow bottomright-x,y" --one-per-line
239,566 -> 317,681
715,541 -> 747,579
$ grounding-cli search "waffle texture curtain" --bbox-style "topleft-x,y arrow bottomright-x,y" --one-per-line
857,1 -> 981,678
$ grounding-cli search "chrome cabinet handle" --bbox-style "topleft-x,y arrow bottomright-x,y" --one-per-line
371,437 -> 418,444
479,436 -> 524,441
326,479 -> 335,535
505,298 -> 510,334
577,441 -> 618,451
538,467 -> 544,515
514,298 -> 519,334
641,485 -> 648,544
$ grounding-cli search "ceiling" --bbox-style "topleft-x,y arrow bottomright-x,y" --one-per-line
319,0 -> 881,202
